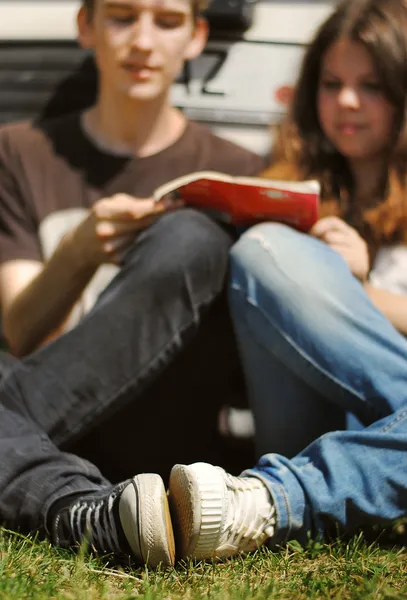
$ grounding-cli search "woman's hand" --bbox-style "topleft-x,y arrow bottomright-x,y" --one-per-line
310,216 -> 370,282
68,193 -> 182,268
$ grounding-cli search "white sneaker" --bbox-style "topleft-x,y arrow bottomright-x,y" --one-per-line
169,462 -> 276,561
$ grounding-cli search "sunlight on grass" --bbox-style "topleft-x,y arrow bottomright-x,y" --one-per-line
0,528 -> 406,599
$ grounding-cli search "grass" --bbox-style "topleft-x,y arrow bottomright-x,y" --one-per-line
1,528 -> 407,599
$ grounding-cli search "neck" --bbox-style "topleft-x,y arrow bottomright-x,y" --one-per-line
83,86 -> 186,157
349,155 -> 387,202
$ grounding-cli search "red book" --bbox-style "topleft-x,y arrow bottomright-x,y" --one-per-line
154,171 -> 320,231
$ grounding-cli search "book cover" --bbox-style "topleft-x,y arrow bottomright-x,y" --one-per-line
154,171 -> 320,231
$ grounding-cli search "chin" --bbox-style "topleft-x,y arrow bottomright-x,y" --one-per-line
113,76 -> 162,100
336,144 -> 372,161
124,84 -> 164,102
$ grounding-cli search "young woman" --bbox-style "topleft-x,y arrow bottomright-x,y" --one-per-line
168,0 -> 407,561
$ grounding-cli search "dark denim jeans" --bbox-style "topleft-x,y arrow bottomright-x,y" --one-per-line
0,209 -> 252,534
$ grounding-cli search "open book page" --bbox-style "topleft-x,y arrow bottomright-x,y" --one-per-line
153,171 -> 235,199
154,171 -> 320,231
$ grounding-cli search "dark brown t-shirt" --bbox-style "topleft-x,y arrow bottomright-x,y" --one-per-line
0,113 -> 265,264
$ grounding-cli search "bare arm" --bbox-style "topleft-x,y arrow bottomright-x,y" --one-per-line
0,232 -> 97,357
0,194 -> 176,356
364,283 -> 407,336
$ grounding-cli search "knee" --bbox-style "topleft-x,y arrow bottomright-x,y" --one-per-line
231,222 -> 307,263
133,209 -> 234,300
230,223 -> 307,285
159,208 -> 232,275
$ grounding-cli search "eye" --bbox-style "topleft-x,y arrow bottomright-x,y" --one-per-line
361,81 -> 382,93
155,12 -> 185,28
109,14 -> 135,24
320,80 -> 341,90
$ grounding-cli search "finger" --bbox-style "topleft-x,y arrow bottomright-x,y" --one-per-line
108,213 -> 162,237
96,213 -> 164,238
96,220 -> 139,238
310,216 -> 350,238
157,194 -> 185,211
107,217 -> 161,263
325,242 -> 358,263
93,195 -> 134,219
130,198 -> 167,218
95,195 -> 163,220
323,230 -> 355,246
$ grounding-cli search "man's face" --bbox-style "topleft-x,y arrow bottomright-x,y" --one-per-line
78,0 -> 207,102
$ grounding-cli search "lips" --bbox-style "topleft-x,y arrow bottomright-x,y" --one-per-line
122,62 -> 158,72
121,62 -> 159,82
337,123 -> 364,134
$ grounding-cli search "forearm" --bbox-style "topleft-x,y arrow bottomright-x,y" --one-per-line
3,234 -> 97,356
364,283 -> 407,336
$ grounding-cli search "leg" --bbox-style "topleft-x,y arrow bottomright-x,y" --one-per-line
230,318 -> 346,458
71,290 -> 254,482
228,223 -> 407,456
0,400 -> 109,535
0,352 -> 98,533
169,224 -> 407,559
246,405 -> 407,544
0,399 -> 174,566
169,405 -> 407,560
0,346 -> 175,569
0,210 -> 234,454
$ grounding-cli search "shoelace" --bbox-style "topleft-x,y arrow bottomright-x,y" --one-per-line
68,490 -> 121,554
221,472 -> 276,552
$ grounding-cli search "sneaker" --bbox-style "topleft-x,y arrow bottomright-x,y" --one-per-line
49,473 -> 175,568
169,462 -> 276,561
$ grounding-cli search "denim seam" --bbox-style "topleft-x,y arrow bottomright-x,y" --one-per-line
379,406 -> 407,433
231,283 -> 367,407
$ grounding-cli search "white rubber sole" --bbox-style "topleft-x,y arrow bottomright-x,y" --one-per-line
119,473 -> 175,568
169,462 -> 228,560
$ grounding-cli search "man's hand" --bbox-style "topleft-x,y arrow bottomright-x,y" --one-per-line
310,216 -> 370,282
68,193 -> 182,268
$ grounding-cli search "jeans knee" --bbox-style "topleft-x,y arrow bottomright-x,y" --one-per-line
134,209 -> 234,304
232,222 -> 303,262
230,223 -> 307,287
161,207 -> 231,273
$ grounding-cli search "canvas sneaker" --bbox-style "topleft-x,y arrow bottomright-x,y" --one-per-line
49,473 -> 175,568
169,462 -> 276,561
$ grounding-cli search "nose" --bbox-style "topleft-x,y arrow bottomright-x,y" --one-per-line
338,86 -> 360,110
128,13 -> 155,52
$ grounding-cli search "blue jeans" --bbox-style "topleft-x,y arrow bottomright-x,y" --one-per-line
229,223 -> 407,544
0,209 -> 250,535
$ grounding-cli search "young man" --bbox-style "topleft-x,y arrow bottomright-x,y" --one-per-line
0,0 -> 264,567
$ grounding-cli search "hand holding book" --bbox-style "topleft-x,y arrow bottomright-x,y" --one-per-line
154,171 -> 320,231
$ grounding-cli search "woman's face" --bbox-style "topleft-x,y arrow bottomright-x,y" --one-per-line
317,38 -> 396,163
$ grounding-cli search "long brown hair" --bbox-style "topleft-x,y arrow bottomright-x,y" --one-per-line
263,0 -> 407,250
